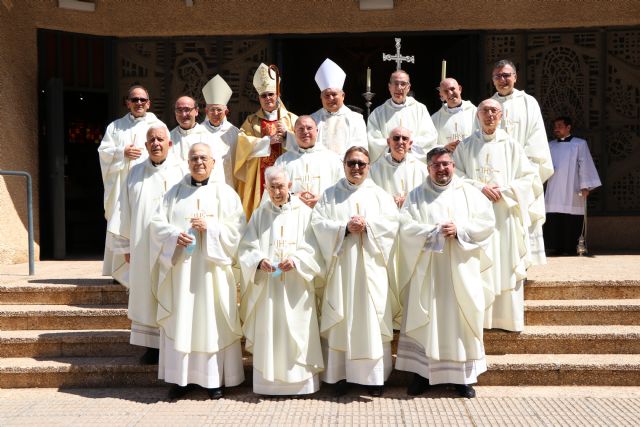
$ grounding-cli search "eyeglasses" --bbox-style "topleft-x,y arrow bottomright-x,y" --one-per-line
392,135 -> 410,142
129,97 -> 148,104
492,72 -> 515,80
189,155 -> 210,163
428,161 -> 453,169
260,92 -> 276,99
345,160 -> 369,169
175,107 -> 196,114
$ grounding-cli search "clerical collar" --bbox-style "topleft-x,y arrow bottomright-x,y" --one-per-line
178,124 -> 198,136
390,99 -> 406,109
482,131 -> 497,142
277,193 -> 292,209
557,135 -> 573,142
326,107 -> 343,116
128,113 -> 146,123
444,103 -> 463,114
390,154 -> 405,164
430,178 -> 453,192
296,144 -> 316,154
191,177 -> 209,186
345,178 -> 364,191
263,109 -> 278,121
151,158 -> 166,167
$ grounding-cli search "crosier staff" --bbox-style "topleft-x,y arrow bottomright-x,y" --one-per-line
268,64 -> 281,121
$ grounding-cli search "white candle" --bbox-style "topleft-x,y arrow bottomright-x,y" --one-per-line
366,67 -> 371,92
441,60 -> 446,81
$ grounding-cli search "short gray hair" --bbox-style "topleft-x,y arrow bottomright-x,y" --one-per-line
493,59 -> 517,73
146,123 -> 170,140
264,165 -> 289,185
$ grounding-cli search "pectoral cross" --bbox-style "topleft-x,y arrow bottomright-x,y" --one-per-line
382,38 -> 415,70
476,153 -> 501,184
295,164 -> 321,194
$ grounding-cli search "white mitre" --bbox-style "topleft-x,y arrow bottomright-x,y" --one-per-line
253,63 -> 278,95
202,74 -> 232,106
315,58 -> 346,91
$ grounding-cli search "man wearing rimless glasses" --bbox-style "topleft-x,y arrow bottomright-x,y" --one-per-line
311,146 -> 399,398
99,85 -> 166,280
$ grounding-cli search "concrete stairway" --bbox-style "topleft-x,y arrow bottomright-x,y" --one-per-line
1,263 -> 639,388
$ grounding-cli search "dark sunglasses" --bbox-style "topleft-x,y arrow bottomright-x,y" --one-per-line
345,160 -> 369,168
129,97 -> 148,103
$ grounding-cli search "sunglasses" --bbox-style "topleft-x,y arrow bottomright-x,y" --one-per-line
129,97 -> 149,103
345,160 -> 369,168
392,135 -> 410,142
492,73 -> 514,80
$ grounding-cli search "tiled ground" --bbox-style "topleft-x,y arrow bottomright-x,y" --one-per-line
1,386 -> 639,426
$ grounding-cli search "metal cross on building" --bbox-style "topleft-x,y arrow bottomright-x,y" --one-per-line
382,38 -> 415,70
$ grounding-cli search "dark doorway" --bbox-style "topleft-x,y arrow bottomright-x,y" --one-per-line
278,33 -> 482,117
38,30 -> 114,259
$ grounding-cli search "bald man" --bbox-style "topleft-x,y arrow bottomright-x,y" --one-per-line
431,78 -> 477,151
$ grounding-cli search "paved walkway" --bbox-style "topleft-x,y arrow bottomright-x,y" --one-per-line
1,386 -> 639,426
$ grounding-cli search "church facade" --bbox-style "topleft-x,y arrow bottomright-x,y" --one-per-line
1,0 -> 639,263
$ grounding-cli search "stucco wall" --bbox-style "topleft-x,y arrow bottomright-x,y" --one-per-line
1,0 -> 639,263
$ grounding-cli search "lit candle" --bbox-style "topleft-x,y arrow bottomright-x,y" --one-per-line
366,67 -> 371,92
441,60 -> 446,81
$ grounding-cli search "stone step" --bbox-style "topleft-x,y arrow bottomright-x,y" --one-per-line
0,305 -> 130,330
0,330 -> 139,358
2,353 -> 638,388
0,281 -> 127,305
481,354 -> 640,386
484,325 -> 640,354
525,280 -> 640,300
524,299 -> 640,325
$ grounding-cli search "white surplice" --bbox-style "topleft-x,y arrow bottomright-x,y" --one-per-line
311,178 -> 399,385
492,89 -> 554,265
149,176 -> 246,388
546,136 -> 601,215
239,196 -> 324,395
367,97 -> 438,163
311,105 -> 367,158
454,129 -> 540,331
107,156 -> 185,347
394,175 -> 495,385
98,112 -> 163,276
430,100 -> 478,147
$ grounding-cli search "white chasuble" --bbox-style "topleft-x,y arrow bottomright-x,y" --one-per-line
98,112 -> 163,275
108,157 -> 185,347
454,129 -> 540,332
369,152 -> 429,201
239,196 -> 324,395
492,89 -> 554,265
311,105 -> 367,158
311,178 -> 399,385
394,176 -> 495,384
149,177 -> 246,387
170,123 -> 226,184
430,100 -> 478,147
274,144 -> 344,197
366,97 -> 438,164
202,119 -> 240,189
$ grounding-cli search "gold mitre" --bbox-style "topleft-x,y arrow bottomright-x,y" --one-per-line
315,58 -> 346,92
253,63 -> 278,95
202,74 -> 232,106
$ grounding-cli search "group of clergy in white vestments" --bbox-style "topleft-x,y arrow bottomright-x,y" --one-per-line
97,56 -> 601,400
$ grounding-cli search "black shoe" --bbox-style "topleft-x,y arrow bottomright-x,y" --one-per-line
333,379 -> 351,397
407,374 -> 430,396
139,347 -> 159,365
455,384 -> 476,398
168,384 -> 192,400
367,385 -> 384,397
207,387 -> 224,400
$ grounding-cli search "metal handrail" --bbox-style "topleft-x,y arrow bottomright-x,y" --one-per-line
0,170 -> 35,275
